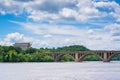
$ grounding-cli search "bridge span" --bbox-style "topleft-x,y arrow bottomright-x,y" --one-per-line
50,51 -> 120,62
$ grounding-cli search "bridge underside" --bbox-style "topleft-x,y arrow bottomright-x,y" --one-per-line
52,51 -> 120,62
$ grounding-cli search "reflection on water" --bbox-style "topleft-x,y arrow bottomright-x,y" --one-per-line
0,61 -> 120,80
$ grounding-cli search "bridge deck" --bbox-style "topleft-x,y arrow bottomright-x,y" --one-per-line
52,51 -> 120,54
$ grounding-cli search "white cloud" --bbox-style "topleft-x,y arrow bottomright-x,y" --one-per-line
59,8 -> 77,18
5,32 -> 24,42
94,1 -> 120,22
1,0 -> 120,22
28,11 -> 60,21
94,1 -> 119,8
1,27 -> 120,50
0,0 -> 24,15
1,0 -> 120,50
104,23 -> 120,42
104,23 -> 120,33
13,21 -> 89,37
44,34 -> 52,38
1,32 -> 34,46
9,21 -> 120,50
0,40 -> 4,45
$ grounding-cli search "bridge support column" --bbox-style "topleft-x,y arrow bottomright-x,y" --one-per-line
53,54 -> 59,62
75,53 -> 79,62
103,53 -> 109,62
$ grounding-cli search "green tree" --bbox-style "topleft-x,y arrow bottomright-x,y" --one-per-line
60,54 -> 74,62
53,45 -> 89,52
39,48 -> 51,53
23,54 -> 32,62
4,50 -> 18,62
14,47 -> 22,53
17,53 -> 26,62
32,53 -> 42,62
25,48 -> 37,54
83,54 -> 101,61
0,54 -> 3,62
0,46 -> 4,62
111,54 -> 120,60
42,55 -> 54,62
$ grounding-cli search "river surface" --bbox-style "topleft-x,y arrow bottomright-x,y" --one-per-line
0,61 -> 120,80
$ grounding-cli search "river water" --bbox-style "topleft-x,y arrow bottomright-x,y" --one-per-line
0,61 -> 120,80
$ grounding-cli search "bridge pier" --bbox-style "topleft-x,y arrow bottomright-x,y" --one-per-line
75,53 -> 79,62
103,53 -> 109,62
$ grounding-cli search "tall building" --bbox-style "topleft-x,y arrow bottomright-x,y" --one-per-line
13,43 -> 31,50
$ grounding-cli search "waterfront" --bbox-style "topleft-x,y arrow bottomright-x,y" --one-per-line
0,61 -> 120,80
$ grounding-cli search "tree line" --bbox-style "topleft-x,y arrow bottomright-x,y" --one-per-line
0,45 -> 120,62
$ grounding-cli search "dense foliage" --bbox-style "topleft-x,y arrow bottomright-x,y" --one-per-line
0,46 -> 53,62
0,45 -> 120,62
51,45 -> 90,52
111,54 -> 120,60
83,54 -> 101,61
60,54 -> 74,62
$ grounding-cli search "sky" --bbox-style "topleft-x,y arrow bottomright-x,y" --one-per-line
0,0 -> 120,50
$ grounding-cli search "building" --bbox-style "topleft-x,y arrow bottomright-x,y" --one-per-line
13,43 -> 31,50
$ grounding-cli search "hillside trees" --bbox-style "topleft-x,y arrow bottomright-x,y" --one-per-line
0,45 -> 120,62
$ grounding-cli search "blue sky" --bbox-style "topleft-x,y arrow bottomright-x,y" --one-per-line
0,0 -> 120,50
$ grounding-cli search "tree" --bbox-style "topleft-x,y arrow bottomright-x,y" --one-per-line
0,46 -> 4,62
23,54 -> 32,62
39,48 -> 51,53
53,45 -> 90,52
42,55 -> 54,62
111,54 -> 120,60
14,47 -> 22,53
4,50 -> 18,62
16,53 -> 28,62
60,54 -> 74,62
83,54 -> 101,61
32,53 -> 42,62
0,54 -> 2,62
25,48 -> 37,54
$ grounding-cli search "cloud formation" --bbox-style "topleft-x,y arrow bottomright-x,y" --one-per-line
0,0 -> 120,22
0,32 -> 33,46
6,21 -> 120,50
0,0 -> 120,50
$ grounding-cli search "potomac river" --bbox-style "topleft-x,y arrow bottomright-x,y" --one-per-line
0,61 -> 120,80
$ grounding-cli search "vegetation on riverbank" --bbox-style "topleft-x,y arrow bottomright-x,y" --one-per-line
0,45 -> 120,62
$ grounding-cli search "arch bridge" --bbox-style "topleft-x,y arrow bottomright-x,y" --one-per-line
51,51 -> 120,62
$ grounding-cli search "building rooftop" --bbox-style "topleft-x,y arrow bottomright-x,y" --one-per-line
13,43 -> 31,50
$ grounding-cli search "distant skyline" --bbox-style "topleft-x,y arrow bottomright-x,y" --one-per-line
0,0 -> 120,50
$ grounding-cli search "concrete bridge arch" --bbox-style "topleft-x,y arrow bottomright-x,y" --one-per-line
53,51 -> 120,62
107,53 -> 120,61
78,53 -> 103,62
54,52 -> 75,61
